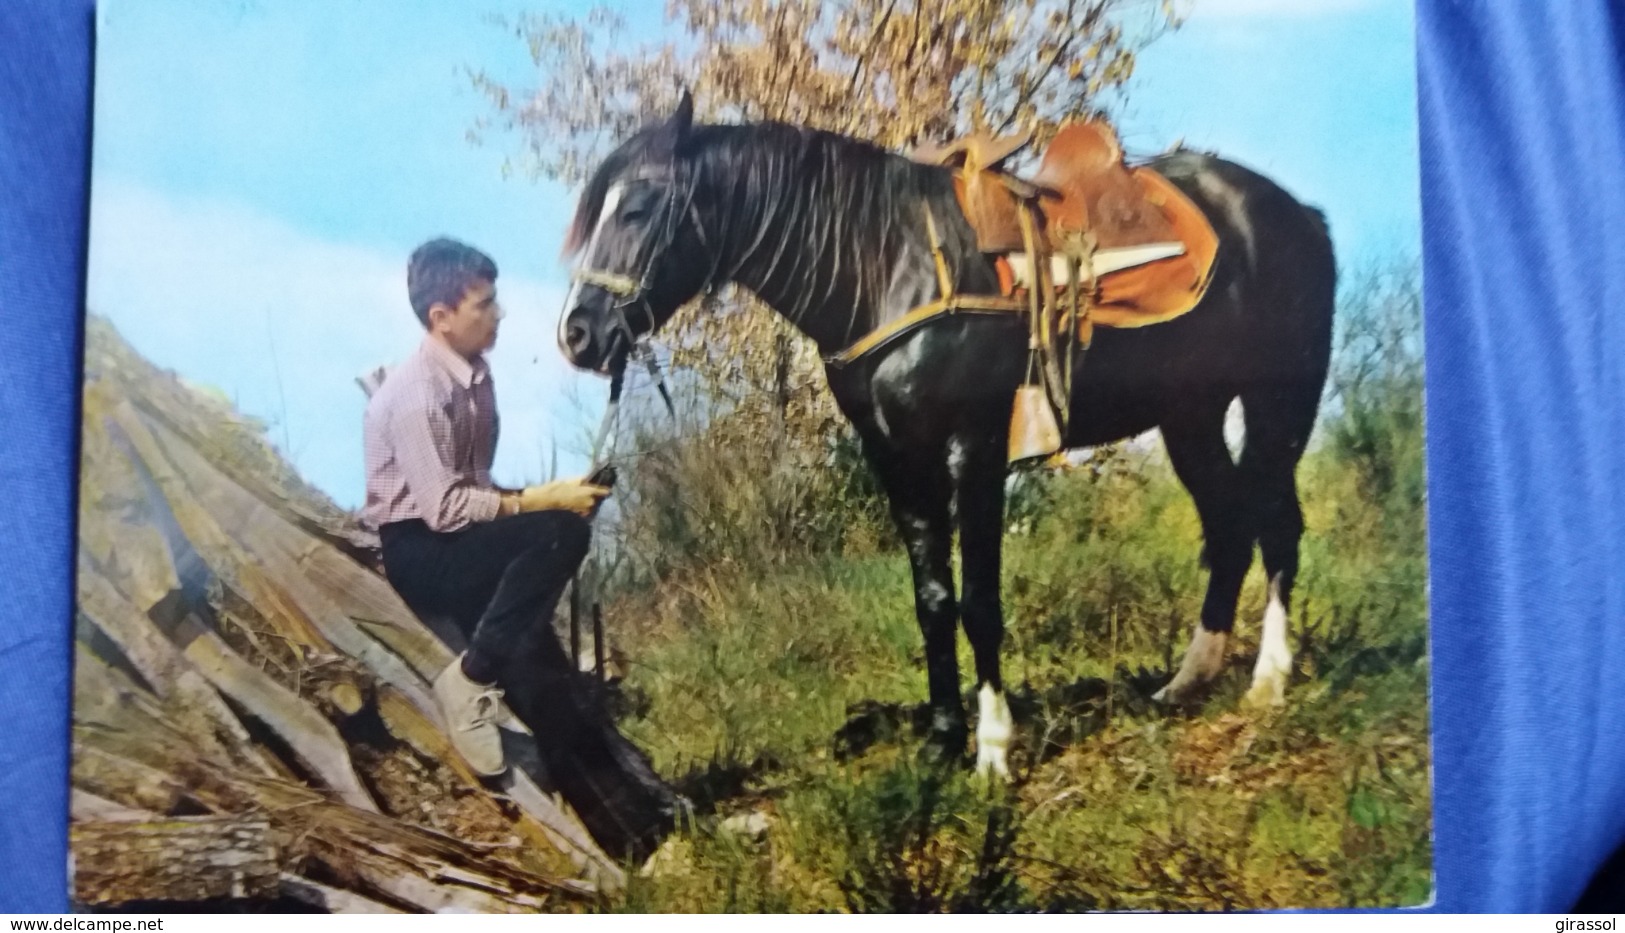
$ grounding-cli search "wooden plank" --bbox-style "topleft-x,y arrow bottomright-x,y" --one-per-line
74,734 -> 587,912
73,743 -> 205,818
181,630 -> 379,812
107,400 -> 329,650
71,789 -> 156,823
116,406 -> 435,710
501,768 -> 628,894
78,382 -> 183,610
71,815 -> 278,906
77,552 -> 279,777
149,413 -> 450,682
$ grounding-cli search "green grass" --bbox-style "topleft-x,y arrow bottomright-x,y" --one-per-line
596,441 -> 1432,912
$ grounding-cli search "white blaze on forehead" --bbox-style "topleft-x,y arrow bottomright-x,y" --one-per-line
559,182 -> 628,349
591,183 -> 627,254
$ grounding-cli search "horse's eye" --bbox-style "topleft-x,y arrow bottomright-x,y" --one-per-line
618,190 -> 657,223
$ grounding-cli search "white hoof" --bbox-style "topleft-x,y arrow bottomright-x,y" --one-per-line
1153,627 -> 1229,704
719,811 -> 771,842
974,684 -> 1013,780
1245,574 -> 1293,708
1243,671 -> 1287,708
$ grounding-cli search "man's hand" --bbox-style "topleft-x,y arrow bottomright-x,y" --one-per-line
514,477 -> 611,517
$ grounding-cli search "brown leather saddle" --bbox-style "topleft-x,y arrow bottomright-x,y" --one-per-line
913,120 -> 1218,329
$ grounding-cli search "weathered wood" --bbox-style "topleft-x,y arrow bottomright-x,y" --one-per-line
74,594 -> 581,909
77,552 -> 279,777
76,731 -> 589,913
72,320 -> 666,905
328,680 -> 366,716
139,411 -> 438,709
150,413 -> 449,684
78,382 -> 183,610
85,316 -> 361,555
70,650 -> 247,817
141,411 -> 642,872
374,687 -> 625,891
71,680 -> 589,910
181,629 -> 379,812
77,586 -> 615,895
71,815 -> 278,906
71,789 -> 156,822
107,401 -> 329,651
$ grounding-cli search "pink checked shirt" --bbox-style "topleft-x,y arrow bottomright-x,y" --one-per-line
362,336 -> 502,532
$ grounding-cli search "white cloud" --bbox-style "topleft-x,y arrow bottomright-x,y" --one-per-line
87,182 -> 601,509
1183,0 -> 1380,17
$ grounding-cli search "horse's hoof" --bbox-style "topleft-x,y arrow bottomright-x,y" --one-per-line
973,684 -> 1013,781
1154,628 -> 1229,706
1151,678 -> 1205,707
918,727 -> 969,771
1241,674 -> 1287,710
974,746 -> 1011,781
1150,683 -> 1188,705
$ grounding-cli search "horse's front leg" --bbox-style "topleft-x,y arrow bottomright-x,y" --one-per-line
870,446 -> 967,761
952,433 -> 1014,779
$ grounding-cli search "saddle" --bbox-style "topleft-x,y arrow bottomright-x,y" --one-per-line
913,119 -> 1218,330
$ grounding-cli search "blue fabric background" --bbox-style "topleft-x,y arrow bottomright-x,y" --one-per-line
3,0 -> 1622,913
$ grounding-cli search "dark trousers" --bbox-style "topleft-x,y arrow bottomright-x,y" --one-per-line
379,510 -> 590,686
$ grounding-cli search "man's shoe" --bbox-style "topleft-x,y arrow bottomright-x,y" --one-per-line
433,655 -> 507,776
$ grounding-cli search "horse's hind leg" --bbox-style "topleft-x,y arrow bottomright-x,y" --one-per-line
952,430 -> 1013,778
1154,399 -> 1253,704
1238,383 -> 1319,707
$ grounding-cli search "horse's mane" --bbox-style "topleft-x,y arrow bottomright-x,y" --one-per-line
565,121 -> 973,266
564,119 -> 990,350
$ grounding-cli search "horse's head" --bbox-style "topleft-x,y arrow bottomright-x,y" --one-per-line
558,92 -> 713,376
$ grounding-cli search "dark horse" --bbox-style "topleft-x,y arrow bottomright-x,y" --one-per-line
558,95 -> 1334,777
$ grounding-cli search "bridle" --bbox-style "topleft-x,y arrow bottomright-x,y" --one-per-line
564,163 -> 714,367
565,164 -> 707,465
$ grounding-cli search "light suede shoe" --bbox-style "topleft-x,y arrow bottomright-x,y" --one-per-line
433,655 -> 507,776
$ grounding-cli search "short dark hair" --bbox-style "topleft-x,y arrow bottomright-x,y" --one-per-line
406,238 -> 498,327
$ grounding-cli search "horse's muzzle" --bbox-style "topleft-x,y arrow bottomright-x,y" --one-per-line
558,304 -> 623,376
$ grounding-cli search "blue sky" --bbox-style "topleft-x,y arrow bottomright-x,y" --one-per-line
87,0 -> 1418,509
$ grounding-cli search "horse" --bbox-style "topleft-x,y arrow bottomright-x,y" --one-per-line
556,94 -> 1335,778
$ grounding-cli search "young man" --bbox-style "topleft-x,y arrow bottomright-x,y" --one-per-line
363,237 -> 609,776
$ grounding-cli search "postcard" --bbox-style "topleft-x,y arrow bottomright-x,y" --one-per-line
74,0 -> 1428,911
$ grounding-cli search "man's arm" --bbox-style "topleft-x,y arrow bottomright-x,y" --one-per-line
386,400 -> 502,532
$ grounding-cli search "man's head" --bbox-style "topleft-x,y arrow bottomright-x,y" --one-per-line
408,237 -> 503,359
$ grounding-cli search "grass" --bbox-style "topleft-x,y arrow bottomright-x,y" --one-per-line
592,440 -> 1433,912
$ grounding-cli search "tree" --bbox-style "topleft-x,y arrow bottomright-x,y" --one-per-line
471,0 -> 1181,181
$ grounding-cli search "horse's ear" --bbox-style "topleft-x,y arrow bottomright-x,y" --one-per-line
668,90 -> 694,141
648,89 -> 694,158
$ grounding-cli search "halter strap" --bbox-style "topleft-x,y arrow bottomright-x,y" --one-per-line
571,268 -> 640,297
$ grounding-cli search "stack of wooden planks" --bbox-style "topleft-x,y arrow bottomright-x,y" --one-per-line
70,316 -> 674,912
